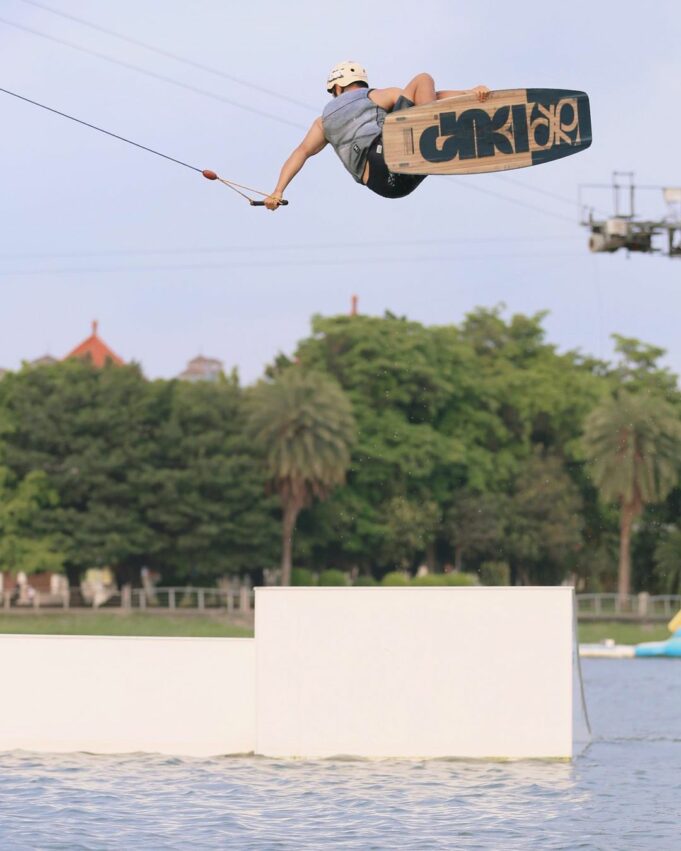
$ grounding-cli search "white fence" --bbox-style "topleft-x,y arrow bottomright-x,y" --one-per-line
2,587 -> 679,621
125,586 -> 255,613
1,585 -> 255,613
576,593 -> 681,620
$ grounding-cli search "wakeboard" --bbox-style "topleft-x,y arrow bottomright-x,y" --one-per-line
382,88 -> 591,175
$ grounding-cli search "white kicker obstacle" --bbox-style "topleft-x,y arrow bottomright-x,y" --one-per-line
0,587 -> 574,759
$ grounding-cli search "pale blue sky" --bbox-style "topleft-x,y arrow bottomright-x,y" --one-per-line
1,0 -> 679,382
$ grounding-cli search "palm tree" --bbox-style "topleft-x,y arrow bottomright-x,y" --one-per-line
247,369 -> 355,585
583,390 -> 681,597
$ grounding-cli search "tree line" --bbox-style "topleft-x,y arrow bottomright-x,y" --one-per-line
1,307 -> 681,594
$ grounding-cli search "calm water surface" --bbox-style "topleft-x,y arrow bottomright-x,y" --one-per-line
0,659 -> 679,850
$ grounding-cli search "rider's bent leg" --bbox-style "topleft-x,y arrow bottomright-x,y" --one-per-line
401,73 -> 437,105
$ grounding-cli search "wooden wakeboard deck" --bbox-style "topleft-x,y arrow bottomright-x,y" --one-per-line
382,88 -> 591,175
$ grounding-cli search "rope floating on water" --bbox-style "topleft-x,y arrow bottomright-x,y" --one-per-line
0,85 -> 287,207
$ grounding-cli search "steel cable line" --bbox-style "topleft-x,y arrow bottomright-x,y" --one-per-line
0,252 -> 587,277
0,86 -> 203,173
0,16 -> 308,131
497,174 -> 610,219
0,236 -> 580,262
0,86 -> 286,205
497,174 -> 583,209
449,178 -> 577,224
16,0 -> 318,113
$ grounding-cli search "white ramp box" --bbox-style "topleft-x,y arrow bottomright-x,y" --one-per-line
0,635 -> 255,757
255,587 -> 574,759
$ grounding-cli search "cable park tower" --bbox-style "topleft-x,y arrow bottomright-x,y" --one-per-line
581,172 -> 681,258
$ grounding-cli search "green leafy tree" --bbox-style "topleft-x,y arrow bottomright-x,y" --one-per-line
247,369 -> 355,585
502,451 -> 583,585
611,335 -> 679,396
444,490 -> 507,570
0,361 -> 280,586
0,467 -> 65,574
479,561 -> 511,586
137,377 -> 279,583
0,360 -> 157,581
293,314 -> 462,570
654,527 -> 681,594
293,309 -> 602,577
378,496 -> 440,570
583,390 -> 681,596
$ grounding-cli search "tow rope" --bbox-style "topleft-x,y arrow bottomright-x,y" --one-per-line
0,86 -> 288,207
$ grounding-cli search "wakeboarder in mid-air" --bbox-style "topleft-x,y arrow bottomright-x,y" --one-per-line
264,61 -> 490,208
0,68 -> 591,211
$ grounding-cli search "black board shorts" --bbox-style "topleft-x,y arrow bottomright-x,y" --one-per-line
365,95 -> 427,199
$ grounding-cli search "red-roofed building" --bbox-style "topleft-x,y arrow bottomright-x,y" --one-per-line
64,321 -> 124,367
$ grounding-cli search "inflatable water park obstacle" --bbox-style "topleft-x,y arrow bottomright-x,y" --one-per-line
580,607 -> 681,659
0,588 -> 577,759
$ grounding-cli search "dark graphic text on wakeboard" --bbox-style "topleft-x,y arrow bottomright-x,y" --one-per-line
418,96 -> 586,164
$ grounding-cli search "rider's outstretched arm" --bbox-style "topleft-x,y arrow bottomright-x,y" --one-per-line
265,118 -> 327,210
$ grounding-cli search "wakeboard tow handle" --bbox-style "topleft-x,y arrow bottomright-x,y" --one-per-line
202,169 -> 288,206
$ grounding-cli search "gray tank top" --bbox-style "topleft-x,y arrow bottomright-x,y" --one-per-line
322,89 -> 386,183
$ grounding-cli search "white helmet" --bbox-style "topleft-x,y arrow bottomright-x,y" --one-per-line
326,60 -> 369,93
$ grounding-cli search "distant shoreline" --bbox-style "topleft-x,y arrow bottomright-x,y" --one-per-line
0,612 -> 668,644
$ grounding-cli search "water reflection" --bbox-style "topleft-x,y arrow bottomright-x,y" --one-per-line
0,752 -> 589,850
